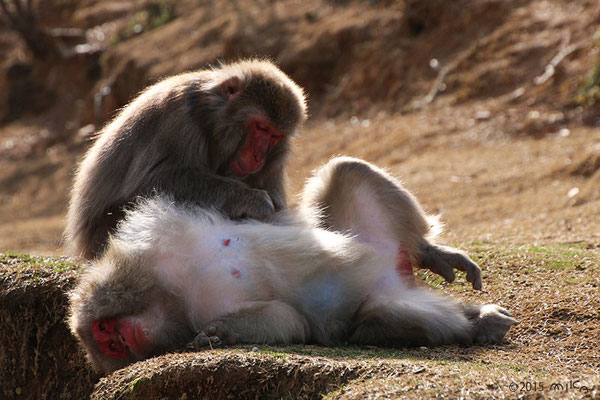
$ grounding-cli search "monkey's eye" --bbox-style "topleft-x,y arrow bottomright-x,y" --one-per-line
256,122 -> 268,131
99,321 -> 106,332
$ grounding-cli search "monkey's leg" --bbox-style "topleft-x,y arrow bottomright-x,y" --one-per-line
300,156 -> 482,290
193,300 -> 310,348
349,287 -> 517,347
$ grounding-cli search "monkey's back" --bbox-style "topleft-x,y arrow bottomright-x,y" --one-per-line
65,71 -> 211,258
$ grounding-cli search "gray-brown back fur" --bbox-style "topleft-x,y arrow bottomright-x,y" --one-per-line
65,59 -> 307,259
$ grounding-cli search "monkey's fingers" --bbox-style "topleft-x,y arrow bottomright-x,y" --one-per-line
192,333 -> 224,350
224,189 -> 275,221
245,191 -> 275,221
203,321 -> 238,345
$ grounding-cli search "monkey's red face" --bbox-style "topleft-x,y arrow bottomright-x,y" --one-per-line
91,317 -> 150,359
230,116 -> 285,177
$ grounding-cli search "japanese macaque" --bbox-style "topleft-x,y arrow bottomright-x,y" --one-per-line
69,157 -> 516,373
65,59 -> 308,259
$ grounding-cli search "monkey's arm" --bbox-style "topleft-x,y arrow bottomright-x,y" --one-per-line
193,300 -> 310,347
145,167 -> 275,220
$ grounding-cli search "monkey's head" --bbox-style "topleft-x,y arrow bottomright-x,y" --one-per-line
204,59 -> 307,178
69,245 -> 194,373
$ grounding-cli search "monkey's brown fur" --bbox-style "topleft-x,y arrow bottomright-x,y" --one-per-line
65,59 -> 307,259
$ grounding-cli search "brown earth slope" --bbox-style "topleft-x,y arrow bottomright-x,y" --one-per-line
0,0 -> 599,398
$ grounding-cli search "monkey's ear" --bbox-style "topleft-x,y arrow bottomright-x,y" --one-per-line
220,76 -> 244,100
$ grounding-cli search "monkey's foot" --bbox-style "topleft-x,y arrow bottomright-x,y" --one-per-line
474,304 -> 519,344
419,243 -> 483,290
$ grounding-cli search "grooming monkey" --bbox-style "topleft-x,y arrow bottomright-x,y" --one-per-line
69,157 -> 514,373
65,59 -> 307,259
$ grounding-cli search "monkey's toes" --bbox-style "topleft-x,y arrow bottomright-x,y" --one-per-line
475,304 -> 519,344
466,263 -> 483,291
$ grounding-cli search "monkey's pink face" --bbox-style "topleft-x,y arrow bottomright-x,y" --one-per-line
230,116 -> 285,177
91,317 -> 150,359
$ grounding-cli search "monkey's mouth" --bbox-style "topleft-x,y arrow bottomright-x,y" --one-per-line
230,158 -> 265,178
230,160 -> 250,177
127,321 -> 148,355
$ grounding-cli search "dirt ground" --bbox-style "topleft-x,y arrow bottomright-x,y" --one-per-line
0,0 -> 599,398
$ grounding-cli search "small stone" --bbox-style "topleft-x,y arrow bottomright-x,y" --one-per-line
474,110 -> 491,120
251,347 -> 259,352
567,187 -> 579,198
77,124 -> 95,137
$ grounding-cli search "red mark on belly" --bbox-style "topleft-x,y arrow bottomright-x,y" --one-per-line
223,239 -> 231,246
396,246 -> 415,285
230,268 -> 241,279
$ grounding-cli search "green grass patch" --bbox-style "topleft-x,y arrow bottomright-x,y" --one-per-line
571,27 -> 600,107
129,377 -> 146,393
246,344 -> 415,361
1,251 -> 78,272
572,59 -> 600,107
322,384 -> 346,399
112,1 -> 176,45
0,252 -> 80,286
519,245 -> 552,254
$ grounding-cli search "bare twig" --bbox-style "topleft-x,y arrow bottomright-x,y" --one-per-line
0,0 -> 62,59
413,65 -> 449,109
534,37 -> 586,85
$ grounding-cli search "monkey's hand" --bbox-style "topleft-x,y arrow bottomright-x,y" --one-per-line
193,321 -> 237,349
222,188 -> 275,221
418,243 -> 483,290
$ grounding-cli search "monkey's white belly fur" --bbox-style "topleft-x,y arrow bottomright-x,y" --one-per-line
113,196 -> 419,344
153,226 -> 264,330
149,215 -> 399,334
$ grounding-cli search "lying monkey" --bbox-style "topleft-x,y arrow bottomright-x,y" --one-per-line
69,157 -> 517,373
